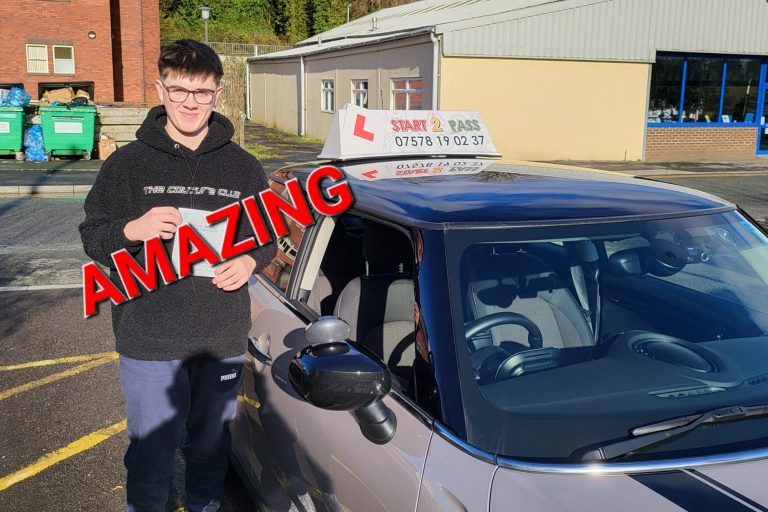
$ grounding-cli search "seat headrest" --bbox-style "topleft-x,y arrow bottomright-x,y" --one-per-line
363,221 -> 413,274
321,218 -> 364,275
470,250 -> 559,300
471,250 -> 554,280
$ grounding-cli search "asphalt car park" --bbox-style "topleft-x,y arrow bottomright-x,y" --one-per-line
0,289 -> 127,511
0,121 -> 329,512
231,107 -> 768,511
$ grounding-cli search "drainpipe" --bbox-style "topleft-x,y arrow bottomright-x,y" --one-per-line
430,28 -> 439,110
245,60 -> 251,120
299,55 -> 306,137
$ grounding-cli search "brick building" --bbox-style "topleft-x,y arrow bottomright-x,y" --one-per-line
0,0 -> 160,104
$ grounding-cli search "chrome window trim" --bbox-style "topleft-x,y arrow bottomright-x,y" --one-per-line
433,422 -> 768,474
253,274 -> 306,320
433,422 -> 495,464
254,273 -> 285,302
390,389 -> 434,430
496,449 -> 768,475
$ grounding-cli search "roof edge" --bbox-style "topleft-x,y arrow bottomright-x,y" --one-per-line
247,27 -> 435,62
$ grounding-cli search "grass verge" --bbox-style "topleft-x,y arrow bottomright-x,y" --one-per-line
245,144 -> 282,160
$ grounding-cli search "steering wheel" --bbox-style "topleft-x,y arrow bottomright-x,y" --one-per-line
464,312 -> 543,349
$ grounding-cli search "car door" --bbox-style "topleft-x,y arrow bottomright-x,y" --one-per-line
237,214 -> 433,512
489,467 -> 686,511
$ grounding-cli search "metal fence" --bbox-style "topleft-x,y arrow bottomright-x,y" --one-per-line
207,42 -> 292,56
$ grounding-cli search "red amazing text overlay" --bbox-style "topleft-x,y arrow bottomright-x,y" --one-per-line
82,166 -> 353,318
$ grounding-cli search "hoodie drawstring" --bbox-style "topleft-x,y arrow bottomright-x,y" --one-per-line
174,143 -> 204,294
174,143 -> 203,209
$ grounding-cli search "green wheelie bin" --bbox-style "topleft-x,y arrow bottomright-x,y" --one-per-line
0,106 -> 25,160
39,105 -> 97,160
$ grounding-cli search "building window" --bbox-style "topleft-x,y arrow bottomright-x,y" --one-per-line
392,78 -> 423,110
683,56 -> 724,123
723,59 -> 761,123
648,53 -> 762,125
321,79 -> 335,113
352,80 -> 368,108
26,44 -> 49,74
648,56 -> 683,123
52,45 -> 75,74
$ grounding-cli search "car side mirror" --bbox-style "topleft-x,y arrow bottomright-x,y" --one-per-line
289,316 -> 397,444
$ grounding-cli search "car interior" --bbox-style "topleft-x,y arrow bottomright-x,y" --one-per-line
458,241 -> 603,382
463,245 -> 594,352
458,223 -> 768,390
306,215 -> 417,385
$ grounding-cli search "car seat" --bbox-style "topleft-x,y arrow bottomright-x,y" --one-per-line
308,218 -> 366,315
334,221 -> 415,380
465,248 -> 593,352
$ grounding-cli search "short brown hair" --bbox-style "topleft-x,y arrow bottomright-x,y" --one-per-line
158,39 -> 224,84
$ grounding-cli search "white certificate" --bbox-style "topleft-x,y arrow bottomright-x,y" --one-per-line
172,208 -> 226,278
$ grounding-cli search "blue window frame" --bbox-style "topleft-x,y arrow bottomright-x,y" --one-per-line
648,53 -> 765,127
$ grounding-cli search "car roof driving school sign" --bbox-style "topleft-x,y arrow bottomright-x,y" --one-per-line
318,104 -> 501,161
341,158 -> 494,181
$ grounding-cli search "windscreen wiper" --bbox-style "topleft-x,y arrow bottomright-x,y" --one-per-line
579,404 -> 768,461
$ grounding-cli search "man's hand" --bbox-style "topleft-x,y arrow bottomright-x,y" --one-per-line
212,254 -> 257,291
124,207 -> 182,241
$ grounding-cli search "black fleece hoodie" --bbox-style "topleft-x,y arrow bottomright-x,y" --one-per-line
80,106 -> 275,361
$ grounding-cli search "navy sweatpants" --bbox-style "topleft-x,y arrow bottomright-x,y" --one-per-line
118,355 -> 244,512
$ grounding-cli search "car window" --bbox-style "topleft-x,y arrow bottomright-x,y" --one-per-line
446,211 -> 768,462
260,176 -> 308,292
606,230 -> 766,305
304,213 -> 418,387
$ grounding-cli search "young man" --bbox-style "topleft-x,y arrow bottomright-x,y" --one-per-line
79,40 -> 275,512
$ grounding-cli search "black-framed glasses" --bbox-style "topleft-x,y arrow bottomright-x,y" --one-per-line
161,82 -> 217,105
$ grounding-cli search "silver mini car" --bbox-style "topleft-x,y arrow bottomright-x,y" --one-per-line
231,113 -> 768,512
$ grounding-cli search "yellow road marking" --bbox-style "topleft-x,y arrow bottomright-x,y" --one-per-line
0,353 -> 118,402
0,352 -> 116,371
237,394 -> 261,409
0,419 -> 126,492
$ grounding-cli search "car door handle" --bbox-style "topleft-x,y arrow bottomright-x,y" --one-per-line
248,335 -> 272,366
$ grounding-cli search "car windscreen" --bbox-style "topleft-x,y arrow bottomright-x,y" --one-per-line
445,210 -> 768,462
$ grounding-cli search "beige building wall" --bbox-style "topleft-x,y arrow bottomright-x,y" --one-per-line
304,37 -> 434,139
440,57 -> 650,161
248,59 -> 301,133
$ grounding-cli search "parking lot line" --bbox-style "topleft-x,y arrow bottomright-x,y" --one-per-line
0,352 -> 115,371
0,419 -> 126,492
0,353 -> 118,402
0,284 -> 83,292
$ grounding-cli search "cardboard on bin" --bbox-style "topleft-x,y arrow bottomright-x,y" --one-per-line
42,87 -> 75,104
38,81 -> 95,103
